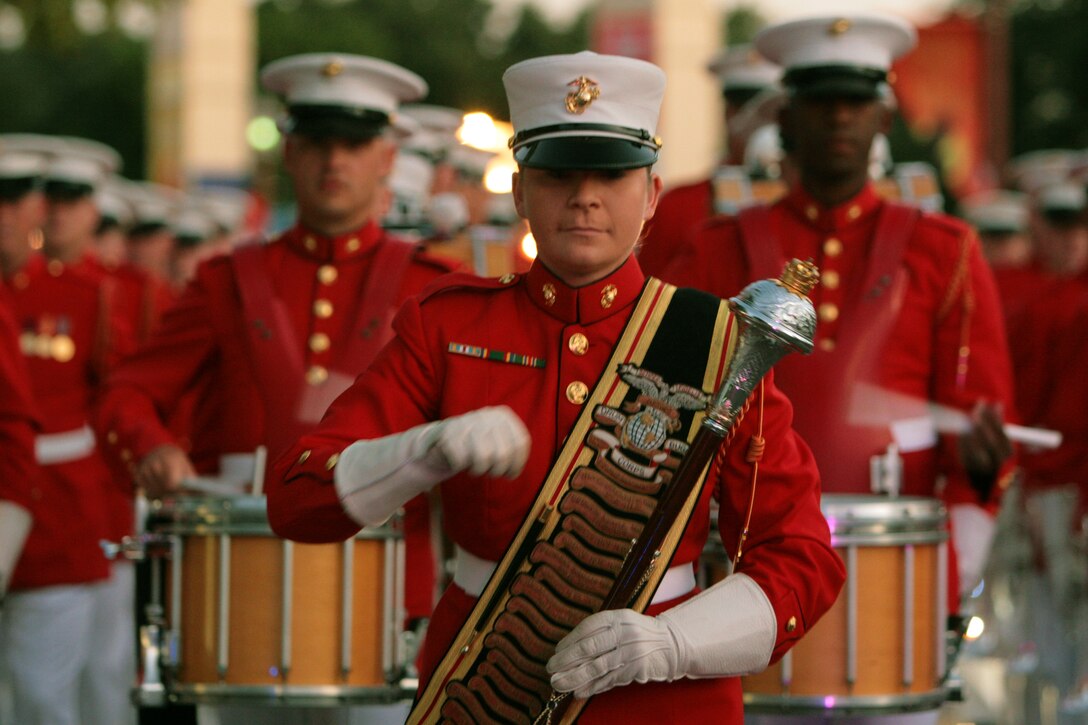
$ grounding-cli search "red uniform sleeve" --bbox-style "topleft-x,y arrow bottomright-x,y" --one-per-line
268,295 -> 439,543
713,375 -> 846,663
95,267 -> 219,464
0,292 -> 40,510
638,181 -> 713,279
925,230 -> 1017,507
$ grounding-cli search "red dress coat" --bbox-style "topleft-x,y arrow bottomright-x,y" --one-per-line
3,254 -> 128,589
637,179 -> 713,278
267,255 -> 845,723
0,286 -> 39,514
661,183 -> 1016,510
96,222 -> 457,619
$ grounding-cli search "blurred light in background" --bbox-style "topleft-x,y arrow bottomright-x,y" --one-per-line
965,616 -> 985,641
520,231 -> 537,261
457,112 -> 513,153
73,0 -> 109,34
0,5 -> 26,50
246,116 -> 281,152
484,152 -> 516,194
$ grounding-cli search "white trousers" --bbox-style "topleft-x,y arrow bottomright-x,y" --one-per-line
0,583 -> 96,725
82,561 -> 137,725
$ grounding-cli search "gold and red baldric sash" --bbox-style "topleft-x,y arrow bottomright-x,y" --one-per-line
408,278 -> 741,725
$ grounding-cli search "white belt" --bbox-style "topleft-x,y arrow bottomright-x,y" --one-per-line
453,545 -> 696,605
35,424 -> 95,465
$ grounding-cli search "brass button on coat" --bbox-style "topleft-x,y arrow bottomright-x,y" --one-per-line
313,299 -> 334,318
325,453 -> 340,470
568,333 -> 588,356
298,450 -> 311,464
309,332 -> 331,353
822,270 -> 840,289
317,265 -> 338,284
542,283 -> 556,307
823,238 -> 843,257
346,237 -> 361,252
306,365 -> 328,385
818,303 -> 839,323
786,616 -> 797,633
566,381 -> 588,404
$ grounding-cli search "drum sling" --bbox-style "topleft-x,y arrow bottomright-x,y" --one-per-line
408,277 -> 741,725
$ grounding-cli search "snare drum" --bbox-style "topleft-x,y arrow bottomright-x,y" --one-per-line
705,494 -> 950,714
141,495 -> 409,705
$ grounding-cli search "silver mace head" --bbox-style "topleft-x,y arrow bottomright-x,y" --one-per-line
705,258 -> 820,434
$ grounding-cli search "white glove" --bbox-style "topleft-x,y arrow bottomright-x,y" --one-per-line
0,501 -> 33,599
547,572 -> 775,699
335,405 -> 530,527
950,503 -> 996,600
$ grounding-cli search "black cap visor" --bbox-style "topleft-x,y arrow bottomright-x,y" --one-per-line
786,65 -> 885,100
514,136 -> 658,171
723,87 -> 765,108
44,180 -> 94,201
285,105 -> 389,142
0,176 -> 39,201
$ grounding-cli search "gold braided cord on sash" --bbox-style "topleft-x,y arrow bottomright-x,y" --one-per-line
408,279 -> 738,725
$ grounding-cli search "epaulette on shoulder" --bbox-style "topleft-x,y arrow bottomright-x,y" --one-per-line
417,271 -> 522,304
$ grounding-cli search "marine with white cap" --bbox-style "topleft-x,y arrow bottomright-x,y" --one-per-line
267,49 -> 843,725
1031,180 -> 1088,277
0,134 -> 139,725
638,44 -> 781,276
96,53 -> 458,722
662,18 -> 1017,722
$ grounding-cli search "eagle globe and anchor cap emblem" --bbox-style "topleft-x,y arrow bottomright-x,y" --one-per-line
565,75 -> 600,114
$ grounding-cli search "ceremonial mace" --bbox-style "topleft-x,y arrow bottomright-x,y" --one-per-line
542,258 -> 820,724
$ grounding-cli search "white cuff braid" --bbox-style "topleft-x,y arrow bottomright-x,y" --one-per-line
334,405 -> 531,527
548,572 -> 776,699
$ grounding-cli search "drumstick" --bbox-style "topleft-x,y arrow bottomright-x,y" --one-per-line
251,445 -> 268,497
850,382 -> 1063,450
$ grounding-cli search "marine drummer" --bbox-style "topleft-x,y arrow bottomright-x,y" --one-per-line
95,52 -> 459,723
659,13 -> 1016,697
268,50 -> 844,723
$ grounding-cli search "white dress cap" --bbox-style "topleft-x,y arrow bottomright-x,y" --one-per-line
261,53 -> 427,134
1007,149 -> 1079,193
388,152 -> 434,201
1036,182 -> 1087,216
503,51 -> 666,169
122,181 -> 180,228
960,190 -> 1029,234
95,179 -> 134,226
756,14 -> 916,97
45,136 -> 121,190
706,44 -> 781,94
0,135 -> 51,181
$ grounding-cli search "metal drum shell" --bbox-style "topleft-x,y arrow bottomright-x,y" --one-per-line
703,494 -> 950,714
143,495 -> 410,706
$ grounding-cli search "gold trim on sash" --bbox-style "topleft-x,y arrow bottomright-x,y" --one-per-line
408,278 -> 736,725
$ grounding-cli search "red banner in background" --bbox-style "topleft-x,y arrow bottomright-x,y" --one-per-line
591,6 -> 654,60
893,13 -> 997,199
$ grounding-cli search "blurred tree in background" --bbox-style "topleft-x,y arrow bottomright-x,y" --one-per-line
1008,0 -> 1088,153
0,0 -> 589,178
0,0 -> 1084,182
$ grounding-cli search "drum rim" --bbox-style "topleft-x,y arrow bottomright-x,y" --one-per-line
147,494 -> 398,538
743,688 -> 949,714
142,682 -> 415,706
